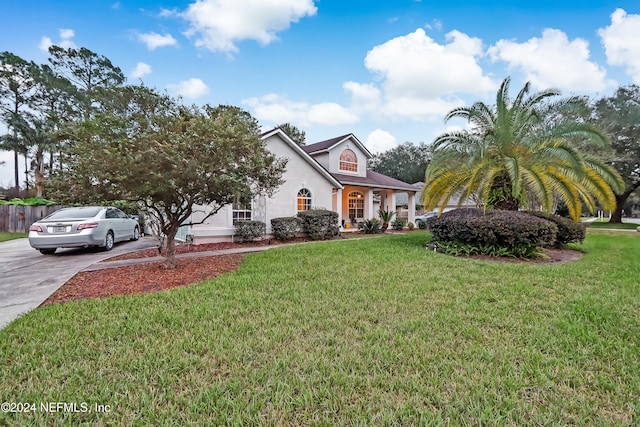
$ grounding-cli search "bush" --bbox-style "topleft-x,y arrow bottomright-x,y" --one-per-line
391,217 -> 405,230
428,208 -> 558,257
417,219 -> 427,229
270,216 -> 300,240
359,218 -> 382,234
528,211 -> 585,247
297,209 -> 339,240
407,222 -> 415,230
234,220 -> 266,242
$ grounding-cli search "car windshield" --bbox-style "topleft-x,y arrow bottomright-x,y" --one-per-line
45,207 -> 102,220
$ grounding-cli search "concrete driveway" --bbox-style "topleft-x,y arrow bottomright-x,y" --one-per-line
0,237 -> 157,329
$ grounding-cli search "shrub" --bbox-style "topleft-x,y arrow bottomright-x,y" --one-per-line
378,210 -> 396,231
528,211 -> 586,247
428,208 -> 558,257
359,218 -> 382,234
297,209 -> 339,240
417,219 -> 427,229
391,217 -> 405,231
234,220 -> 266,242
270,216 -> 300,241
407,222 -> 415,230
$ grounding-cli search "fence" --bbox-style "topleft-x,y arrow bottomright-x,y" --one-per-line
0,205 -> 67,233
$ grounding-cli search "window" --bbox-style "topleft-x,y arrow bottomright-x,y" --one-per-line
339,149 -> 358,172
297,188 -> 312,211
232,195 -> 252,222
348,191 -> 364,220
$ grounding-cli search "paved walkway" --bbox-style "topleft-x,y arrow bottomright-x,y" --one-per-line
82,246 -> 272,271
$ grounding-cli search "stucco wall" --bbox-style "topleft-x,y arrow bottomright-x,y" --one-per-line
189,133 -> 337,240
323,138 -> 368,178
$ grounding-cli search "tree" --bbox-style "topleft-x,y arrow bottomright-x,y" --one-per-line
48,86 -> 287,268
47,46 -> 125,119
277,122 -> 306,146
424,77 -> 624,220
0,52 -> 39,191
368,142 -> 432,184
3,114 -> 55,196
592,85 -> 640,223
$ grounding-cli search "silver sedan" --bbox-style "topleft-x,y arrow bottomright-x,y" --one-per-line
28,206 -> 140,255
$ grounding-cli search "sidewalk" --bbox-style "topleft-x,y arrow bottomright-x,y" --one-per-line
82,245 -> 273,271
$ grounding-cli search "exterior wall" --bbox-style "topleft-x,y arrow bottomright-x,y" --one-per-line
320,138 -> 368,178
189,133 -> 337,242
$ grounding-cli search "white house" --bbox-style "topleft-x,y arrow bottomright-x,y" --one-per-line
187,128 -> 418,242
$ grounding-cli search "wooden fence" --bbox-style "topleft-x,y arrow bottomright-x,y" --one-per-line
0,205 -> 67,233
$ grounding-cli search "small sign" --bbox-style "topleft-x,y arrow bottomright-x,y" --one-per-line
185,234 -> 194,243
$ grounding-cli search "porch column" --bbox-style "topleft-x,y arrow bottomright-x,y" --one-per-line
388,190 -> 396,213
407,192 -> 416,224
334,188 -> 343,227
367,188 -> 375,219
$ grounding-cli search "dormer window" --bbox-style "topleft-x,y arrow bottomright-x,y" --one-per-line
339,149 -> 358,172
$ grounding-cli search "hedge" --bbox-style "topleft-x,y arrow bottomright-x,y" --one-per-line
270,216 -> 300,241
234,220 -> 266,242
427,208 -> 558,252
527,211 -> 586,247
297,209 -> 339,240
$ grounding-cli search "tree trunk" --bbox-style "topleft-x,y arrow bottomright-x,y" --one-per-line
13,150 -> 19,192
490,172 -> 520,211
162,228 -> 179,269
34,149 -> 45,197
609,183 -> 640,223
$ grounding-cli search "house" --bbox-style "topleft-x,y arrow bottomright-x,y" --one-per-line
186,128 -> 418,242
395,182 -> 477,220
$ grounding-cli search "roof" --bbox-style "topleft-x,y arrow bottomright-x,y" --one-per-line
303,134 -> 372,158
332,170 -> 419,192
396,183 -> 424,205
261,128 -> 343,189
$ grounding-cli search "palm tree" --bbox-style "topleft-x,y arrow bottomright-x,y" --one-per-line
422,77 -> 624,220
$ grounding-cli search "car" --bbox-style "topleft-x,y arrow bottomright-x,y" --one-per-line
414,212 -> 438,224
28,206 -> 140,255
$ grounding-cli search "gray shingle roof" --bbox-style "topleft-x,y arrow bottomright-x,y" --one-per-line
332,170 -> 419,192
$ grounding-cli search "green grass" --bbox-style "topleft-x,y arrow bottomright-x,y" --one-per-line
1,232 -> 639,425
586,221 -> 640,230
0,232 -> 27,242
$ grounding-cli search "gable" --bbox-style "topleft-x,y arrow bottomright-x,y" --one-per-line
261,129 -> 342,189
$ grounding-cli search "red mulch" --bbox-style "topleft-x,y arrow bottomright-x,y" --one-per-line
41,254 -> 247,306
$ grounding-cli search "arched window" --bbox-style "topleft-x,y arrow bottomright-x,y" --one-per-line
348,191 -> 364,220
339,149 -> 358,172
297,188 -> 312,211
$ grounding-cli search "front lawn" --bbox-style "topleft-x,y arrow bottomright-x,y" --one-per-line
0,232 -> 27,242
586,221 -> 639,230
1,232 -> 638,425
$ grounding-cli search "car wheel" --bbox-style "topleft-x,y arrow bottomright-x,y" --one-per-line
104,231 -> 114,251
39,248 -> 56,255
131,226 -> 140,241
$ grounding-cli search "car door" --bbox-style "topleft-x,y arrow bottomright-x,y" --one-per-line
113,208 -> 130,241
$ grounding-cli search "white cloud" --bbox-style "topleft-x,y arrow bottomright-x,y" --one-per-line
243,94 -> 358,126
137,32 -> 178,50
366,129 -> 397,154
166,78 -> 210,99
345,28 -> 494,121
489,28 -> 613,92
39,28 -> 77,52
599,8 -> 640,84
181,0 -> 317,53
131,62 -> 152,79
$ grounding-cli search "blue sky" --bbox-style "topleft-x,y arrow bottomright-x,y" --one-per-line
2,0 -> 640,188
